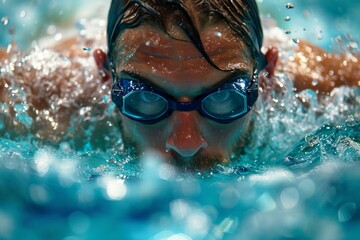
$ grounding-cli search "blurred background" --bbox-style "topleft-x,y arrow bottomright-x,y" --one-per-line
0,0 -> 359,51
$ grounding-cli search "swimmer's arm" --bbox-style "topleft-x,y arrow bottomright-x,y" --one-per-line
0,40 -> 108,142
287,41 -> 359,94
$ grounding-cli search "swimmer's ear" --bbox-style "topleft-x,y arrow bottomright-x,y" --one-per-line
93,49 -> 111,82
264,47 -> 278,77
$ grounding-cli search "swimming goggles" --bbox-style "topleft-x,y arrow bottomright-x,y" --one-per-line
111,72 -> 258,124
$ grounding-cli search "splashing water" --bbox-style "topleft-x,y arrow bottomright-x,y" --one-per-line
1,4 -> 360,240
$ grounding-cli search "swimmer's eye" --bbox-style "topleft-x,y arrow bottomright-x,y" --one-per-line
139,91 -> 163,103
122,91 -> 168,119
201,89 -> 247,118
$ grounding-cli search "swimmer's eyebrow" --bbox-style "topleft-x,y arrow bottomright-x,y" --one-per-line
118,70 -> 165,90
118,69 -> 252,93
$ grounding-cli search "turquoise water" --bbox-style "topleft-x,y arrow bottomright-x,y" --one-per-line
1,1 -> 360,239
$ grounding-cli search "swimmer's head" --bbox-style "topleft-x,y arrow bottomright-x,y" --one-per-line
107,0 -> 264,71
101,0 -> 276,171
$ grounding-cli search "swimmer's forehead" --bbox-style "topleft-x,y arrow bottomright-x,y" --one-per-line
111,25 -> 254,99
112,21 -> 254,73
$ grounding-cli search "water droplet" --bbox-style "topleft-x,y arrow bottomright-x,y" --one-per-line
311,79 -> 318,86
348,42 -> 358,50
98,70 -> 106,78
19,10 -> 26,18
305,134 -> 319,147
83,47 -> 91,52
284,16 -> 291,21
285,30 -> 291,35
284,156 -> 296,163
54,33 -> 62,41
292,38 -> 300,44
1,16 -> 8,25
335,36 -> 343,43
286,3 -> 295,9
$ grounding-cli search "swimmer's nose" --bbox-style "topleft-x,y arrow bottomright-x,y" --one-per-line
166,111 -> 208,158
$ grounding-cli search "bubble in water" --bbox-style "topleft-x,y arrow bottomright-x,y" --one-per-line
1,16 -> 8,25
284,16 -> 291,21
292,38 -> 300,44
286,3 -> 295,9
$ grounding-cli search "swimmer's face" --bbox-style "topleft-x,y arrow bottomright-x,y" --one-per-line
112,21 -> 256,170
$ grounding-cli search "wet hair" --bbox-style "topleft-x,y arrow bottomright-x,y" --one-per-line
107,0 -> 264,71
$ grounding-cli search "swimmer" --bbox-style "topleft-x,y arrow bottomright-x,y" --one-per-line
95,0 -> 359,170
1,0 -> 359,170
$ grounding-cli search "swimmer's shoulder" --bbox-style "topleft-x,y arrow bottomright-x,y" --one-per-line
262,24 -> 359,94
